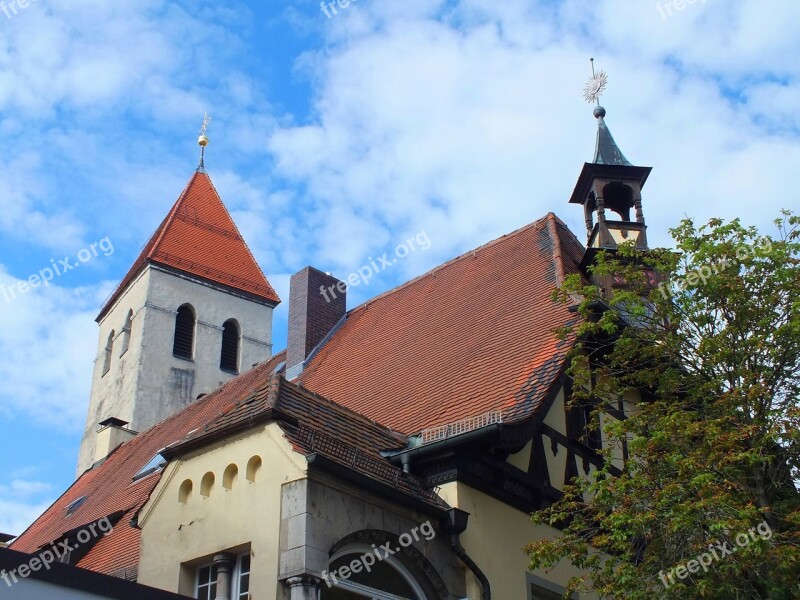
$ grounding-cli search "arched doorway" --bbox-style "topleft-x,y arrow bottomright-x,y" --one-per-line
321,543 -> 427,600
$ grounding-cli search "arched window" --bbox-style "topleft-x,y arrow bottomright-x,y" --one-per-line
120,310 -> 133,356
173,304 -> 196,360
200,472 -> 215,497
223,464 -> 238,490
102,331 -> 115,375
321,544 -> 427,599
220,319 -> 240,374
178,479 -> 193,504
246,456 -> 261,482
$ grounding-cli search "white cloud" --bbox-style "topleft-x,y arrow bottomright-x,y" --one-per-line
0,479 -> 55,537
0,267 -> 112,430
266,0 -> 800,273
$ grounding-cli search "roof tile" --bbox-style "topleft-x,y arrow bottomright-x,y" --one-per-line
98,172 -> 279,320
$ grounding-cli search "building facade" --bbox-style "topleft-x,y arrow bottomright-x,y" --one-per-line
13,105 -> 652,599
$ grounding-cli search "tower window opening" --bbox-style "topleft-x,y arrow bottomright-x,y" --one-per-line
102,331 -> 115,376
120,310 -> 133,356
173,304 -> 196,360
220,319 -> 240,374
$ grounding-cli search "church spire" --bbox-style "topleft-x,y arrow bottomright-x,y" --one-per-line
592,106 -> 632,166
569,60 -> 652,257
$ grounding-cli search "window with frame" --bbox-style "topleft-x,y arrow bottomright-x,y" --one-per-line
526,573 -> 578,600
195,563 -> 217,600
195,553 -> 250,600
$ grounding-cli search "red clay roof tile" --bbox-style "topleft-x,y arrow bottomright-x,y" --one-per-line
299,213 -> 584,434
98,172 -> 279,321
14,211 -> 587,579
11,352 -> 288,575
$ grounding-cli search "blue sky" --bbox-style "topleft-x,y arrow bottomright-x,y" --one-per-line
1,0 -> 799,535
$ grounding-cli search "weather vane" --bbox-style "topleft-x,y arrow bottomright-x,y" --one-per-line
197,112 -> 211,172
583,58 -> 608,105
198,112 -> 211,145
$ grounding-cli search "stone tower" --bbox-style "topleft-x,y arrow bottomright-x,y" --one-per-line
77,168 -> 280,474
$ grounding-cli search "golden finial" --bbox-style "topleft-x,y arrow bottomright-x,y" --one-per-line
197,113 -> 211,172
198,112 -> 211,146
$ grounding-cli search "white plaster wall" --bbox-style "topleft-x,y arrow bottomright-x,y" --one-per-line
77,264 -> 275,475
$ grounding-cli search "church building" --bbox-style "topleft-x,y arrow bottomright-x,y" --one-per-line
10,101 -> 652,600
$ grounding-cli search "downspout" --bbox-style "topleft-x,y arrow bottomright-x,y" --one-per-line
442,508 -> 491,600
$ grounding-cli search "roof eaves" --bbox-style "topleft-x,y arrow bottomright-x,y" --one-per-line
305,453 -> 449,517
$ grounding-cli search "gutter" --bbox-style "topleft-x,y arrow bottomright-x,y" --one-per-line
386,423 -> 503,473
442,508 -> 491,600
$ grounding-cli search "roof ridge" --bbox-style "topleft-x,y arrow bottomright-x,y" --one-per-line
344,214 -> 558,314
199,173 -> 275,297
148,172 -> 201,258
546,213 -> 566,287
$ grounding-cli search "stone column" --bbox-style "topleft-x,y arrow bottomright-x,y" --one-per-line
285,575 -> 321,600
213,553 -> 236,600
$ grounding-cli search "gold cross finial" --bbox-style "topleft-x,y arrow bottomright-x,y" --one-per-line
198,112 -> 211,146
197,113 -> 211,172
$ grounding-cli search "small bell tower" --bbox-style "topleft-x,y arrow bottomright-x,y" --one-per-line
569,60 -> 652,271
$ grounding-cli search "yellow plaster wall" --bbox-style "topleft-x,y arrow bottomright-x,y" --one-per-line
437,482 -> 597,600
137,423 -> 307,599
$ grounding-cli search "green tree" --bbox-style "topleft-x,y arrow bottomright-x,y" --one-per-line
526,211 -> 800,599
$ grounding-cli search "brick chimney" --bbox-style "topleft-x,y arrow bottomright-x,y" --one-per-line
286,267 -> 346,379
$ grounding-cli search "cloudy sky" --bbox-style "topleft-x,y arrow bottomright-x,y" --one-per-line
0,0 -> 798,536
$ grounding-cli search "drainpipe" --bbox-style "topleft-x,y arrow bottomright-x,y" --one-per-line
442,508 -> 491,600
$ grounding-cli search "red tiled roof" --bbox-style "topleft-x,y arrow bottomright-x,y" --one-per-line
167,374 -> 444,509
98,172 -> 279,320
10,352 -> 288,574
14,211 -> 586,579
299,213 -> 584,434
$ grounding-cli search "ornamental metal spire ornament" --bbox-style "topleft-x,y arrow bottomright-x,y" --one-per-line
583,58 -> 608,105
581,59 -> 631,166
197,112 -> 211,173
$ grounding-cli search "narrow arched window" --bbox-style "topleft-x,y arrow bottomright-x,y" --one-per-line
120,310 -> 133,356
102,331 -> 114,375
220,319 -> 240,373
173,304 -> 196,360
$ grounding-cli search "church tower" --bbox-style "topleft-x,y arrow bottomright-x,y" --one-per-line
77,132 -> 280,474
569,63 -> 653,294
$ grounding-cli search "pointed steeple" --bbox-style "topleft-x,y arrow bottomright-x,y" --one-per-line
592,106 -> 632,166
98,171 -> 280,320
